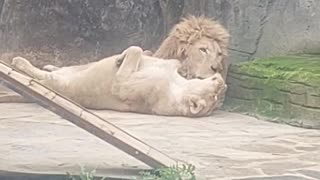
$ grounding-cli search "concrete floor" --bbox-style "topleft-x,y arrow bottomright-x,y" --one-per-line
0,103 -> 320,180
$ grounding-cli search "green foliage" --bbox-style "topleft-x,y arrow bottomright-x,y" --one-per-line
139,164 -> 196,180
66,164 -> 196,180
65,166 -> 106,180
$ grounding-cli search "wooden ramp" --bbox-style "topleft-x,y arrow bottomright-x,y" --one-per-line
0,61 -> 178,169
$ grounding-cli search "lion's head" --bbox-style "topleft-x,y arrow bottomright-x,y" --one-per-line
153,15 -> 230,80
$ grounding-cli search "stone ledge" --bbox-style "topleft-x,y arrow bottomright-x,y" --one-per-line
224,54 -> 320,129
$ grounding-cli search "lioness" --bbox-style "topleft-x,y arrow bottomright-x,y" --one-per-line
12,46 -> 226,117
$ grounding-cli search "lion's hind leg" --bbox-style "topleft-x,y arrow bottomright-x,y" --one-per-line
112,46 -> 144,101
116,46 -> 143,78
12,57 -> 53,80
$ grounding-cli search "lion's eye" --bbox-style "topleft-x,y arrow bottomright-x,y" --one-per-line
218,52 -> 223,56
199,48 -> 208,54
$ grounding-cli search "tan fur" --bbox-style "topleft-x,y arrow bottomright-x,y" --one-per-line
154,15 -> 230,80
12,46 -> 226,117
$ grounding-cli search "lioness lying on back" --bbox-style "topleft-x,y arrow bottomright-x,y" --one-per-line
12,46 -> 226,117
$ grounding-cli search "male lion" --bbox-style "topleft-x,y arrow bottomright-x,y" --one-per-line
154,15 -> 230,80
12,46 -> 226,117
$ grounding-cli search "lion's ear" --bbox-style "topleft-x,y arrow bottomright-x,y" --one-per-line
177,45 -> 187,60
153,35 -> 187,61
188,95 -> 206,114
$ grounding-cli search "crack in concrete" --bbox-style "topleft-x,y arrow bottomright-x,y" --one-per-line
0,0 -> 4,17
227,95 -> 254,101
289,100 -> 320,110
278,88 -> 305,95
311,94 -> 320,97
290,81 -> 314,88
228,48 -> 254,55
0,0 -> 4,36
262,98 -> 283,105
249,0 -> 274,60
228,71 -> 269,79
238,84 -> 263,91
227,73 -> 245,81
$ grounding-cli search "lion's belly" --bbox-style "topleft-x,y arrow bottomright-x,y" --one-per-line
79,96 -> 132,111
64,78 -> 132,110
43,60 -> 132,110
58,83 -> 132,111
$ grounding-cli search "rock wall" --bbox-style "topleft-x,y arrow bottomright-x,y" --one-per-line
0,0 -> 320,66
0,0 -> 165,67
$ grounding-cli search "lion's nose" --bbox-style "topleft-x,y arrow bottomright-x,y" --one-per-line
210,65 -> 217,73
210,63 -> 222,73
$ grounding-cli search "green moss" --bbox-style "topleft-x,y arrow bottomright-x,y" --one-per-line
231,54 -> 320,86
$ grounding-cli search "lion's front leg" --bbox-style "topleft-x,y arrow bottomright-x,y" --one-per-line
12,57 -> 53,80
205,73 -> 227,113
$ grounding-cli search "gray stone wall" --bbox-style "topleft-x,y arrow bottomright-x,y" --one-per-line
0,0 -> 165,66
181,0 -> 320,64
0,0 -> 319,66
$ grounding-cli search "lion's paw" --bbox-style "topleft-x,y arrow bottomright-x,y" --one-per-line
202,73 -> 226,100
12,57 -> 32,71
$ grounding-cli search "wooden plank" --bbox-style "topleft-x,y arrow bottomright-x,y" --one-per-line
0,61 -> 178,168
